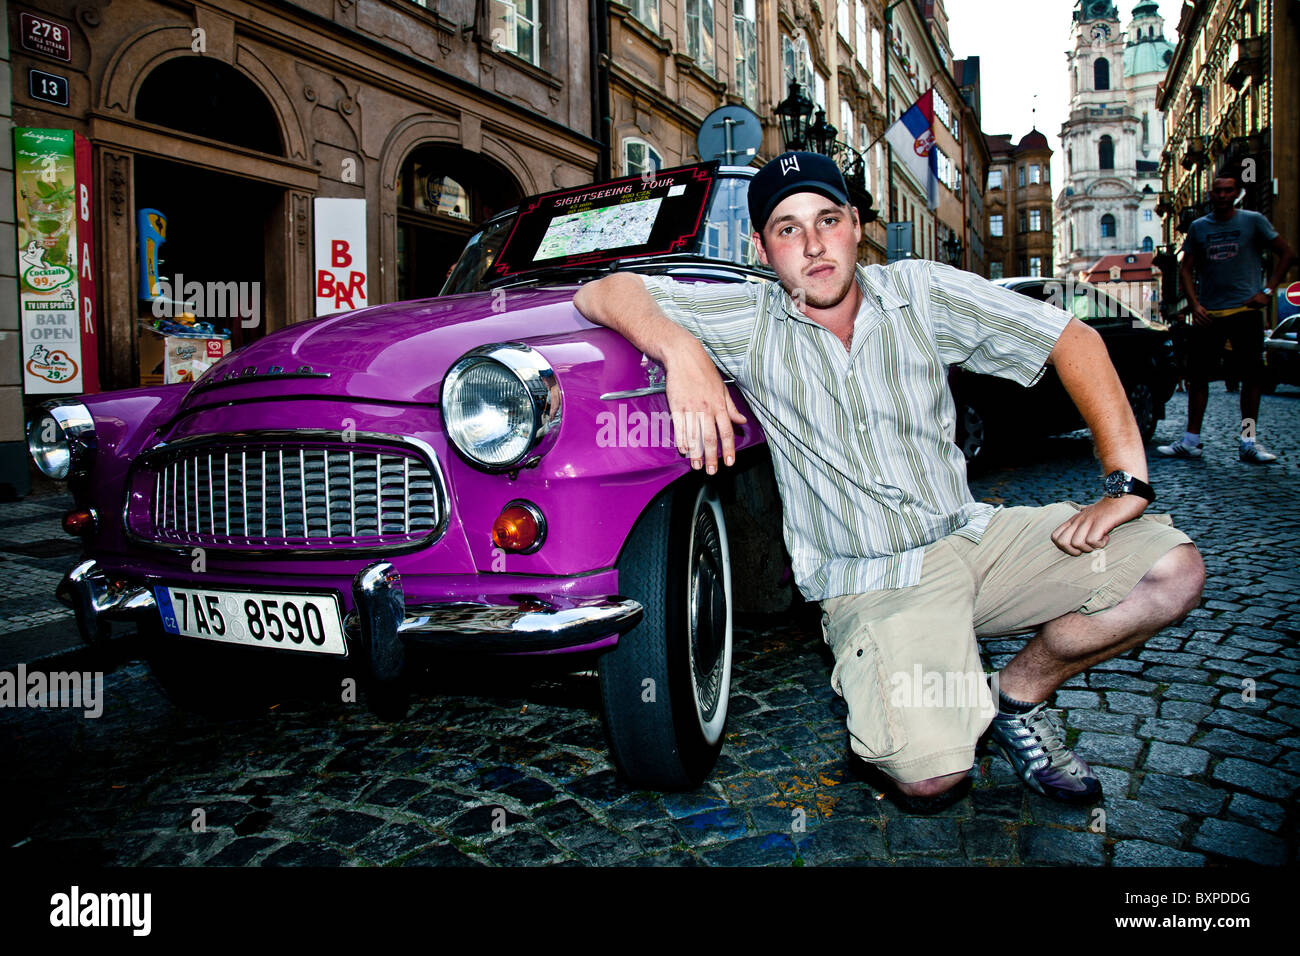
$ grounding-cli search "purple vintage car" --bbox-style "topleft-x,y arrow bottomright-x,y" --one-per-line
27,163 -> 792,789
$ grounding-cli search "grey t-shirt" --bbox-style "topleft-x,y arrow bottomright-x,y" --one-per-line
1184,209 -> 1279,310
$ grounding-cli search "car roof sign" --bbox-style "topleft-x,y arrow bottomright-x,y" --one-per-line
491,162 -> 719,278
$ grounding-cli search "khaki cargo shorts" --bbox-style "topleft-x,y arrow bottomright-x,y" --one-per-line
821,502 -> 1193,783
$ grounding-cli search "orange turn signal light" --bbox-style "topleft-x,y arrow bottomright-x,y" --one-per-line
492,501 -> 545,553
63,508 -> 97,536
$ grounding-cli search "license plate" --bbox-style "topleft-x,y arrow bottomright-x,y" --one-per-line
153,586 -> 347,655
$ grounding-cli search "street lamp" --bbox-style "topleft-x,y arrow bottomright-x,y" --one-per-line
773,80 -> 880,226
775,81 -> 814,151
807,109 -> 839,157
943,234 -> 963,267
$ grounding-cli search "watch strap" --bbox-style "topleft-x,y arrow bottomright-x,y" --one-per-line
1105,470 -> 1155,503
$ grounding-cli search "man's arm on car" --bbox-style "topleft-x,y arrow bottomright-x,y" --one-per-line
1045,318 -> 1150,555
573,273 -> 746,473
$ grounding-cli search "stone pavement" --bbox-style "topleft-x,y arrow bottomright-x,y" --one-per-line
0,385 -> 1297,866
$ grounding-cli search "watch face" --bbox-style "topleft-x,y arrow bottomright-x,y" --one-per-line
1104,471 -> 1126,496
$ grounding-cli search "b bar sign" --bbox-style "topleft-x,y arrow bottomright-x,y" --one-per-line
313,198 -> 368,316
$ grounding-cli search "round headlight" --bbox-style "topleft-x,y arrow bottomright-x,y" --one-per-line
28,413 -> 71,479
441,345 -> 561,470
26,402 -> 96,480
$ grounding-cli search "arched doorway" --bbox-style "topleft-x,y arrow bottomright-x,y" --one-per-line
395,145 -> 522,299
132,58 -> 286,354
136,58 -> 283,154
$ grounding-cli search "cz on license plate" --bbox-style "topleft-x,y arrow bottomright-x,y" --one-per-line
153,586 -> 347,655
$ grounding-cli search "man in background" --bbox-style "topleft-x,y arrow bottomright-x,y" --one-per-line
1158,170 -> 1295,463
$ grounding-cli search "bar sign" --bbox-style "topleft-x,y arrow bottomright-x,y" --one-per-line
29,69 -> 69,107
20,12 -> 73,62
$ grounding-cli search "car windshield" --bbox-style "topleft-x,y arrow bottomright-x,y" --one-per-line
441,215 -> 514,296
440,171 -> 762,295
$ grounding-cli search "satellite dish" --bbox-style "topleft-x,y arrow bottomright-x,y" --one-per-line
697,105 -> 763,166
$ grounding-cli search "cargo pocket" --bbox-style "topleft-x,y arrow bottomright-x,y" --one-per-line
830,630 -> 908,760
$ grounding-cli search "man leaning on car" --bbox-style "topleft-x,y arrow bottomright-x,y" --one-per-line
573,151 -> 1205,813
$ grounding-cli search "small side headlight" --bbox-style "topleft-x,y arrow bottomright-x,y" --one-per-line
26,401 -> 96,480
441,344 -> 561,470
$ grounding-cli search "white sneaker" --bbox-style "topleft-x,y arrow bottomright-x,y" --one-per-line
1156,440 -> 1203,458
1239,443 -> 1278,464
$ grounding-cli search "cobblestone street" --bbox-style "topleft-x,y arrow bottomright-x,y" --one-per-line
2,386 -> 1297,867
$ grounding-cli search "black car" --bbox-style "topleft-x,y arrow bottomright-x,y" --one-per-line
949,277 -> 1178,466
1263,314 -> 1300,392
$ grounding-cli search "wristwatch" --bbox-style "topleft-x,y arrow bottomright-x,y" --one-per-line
1262,287 -> 1274,296
1103,470 -> 1155,503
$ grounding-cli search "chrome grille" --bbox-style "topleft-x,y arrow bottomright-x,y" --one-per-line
147,443 -> 441,547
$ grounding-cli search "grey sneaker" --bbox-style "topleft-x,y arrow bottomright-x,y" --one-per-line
1156,440 -> 1203,458
1239,443 -> 1278,463
987,702 -> 1102,804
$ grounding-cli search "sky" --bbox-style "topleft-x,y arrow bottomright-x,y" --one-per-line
945,0 -> 1186,188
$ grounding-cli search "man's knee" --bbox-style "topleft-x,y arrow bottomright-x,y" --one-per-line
1139,542 -> 1205,624
895,769 -> 969,798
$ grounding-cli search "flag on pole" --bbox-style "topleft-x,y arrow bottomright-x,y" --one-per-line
885,88 -> 939,210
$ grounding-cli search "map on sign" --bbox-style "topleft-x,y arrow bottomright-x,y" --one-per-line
534,198 -> 663,262
491,162 -> 717,278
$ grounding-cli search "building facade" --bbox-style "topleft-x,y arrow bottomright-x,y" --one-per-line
8,0 -> 600,396
6,0 -> 996,466
953,54 -> 989,277
1156,0 -> 1298,316
883,0 -> 984,271
608,0 -> 893,263
2,11 -> 19,495
1054,1 -> 1172,280
1081,251 -> 1161,321
984,129 -> 1053,279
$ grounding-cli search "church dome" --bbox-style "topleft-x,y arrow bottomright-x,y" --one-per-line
1124,37 -> 1174,76
1014,128 -> 1050,154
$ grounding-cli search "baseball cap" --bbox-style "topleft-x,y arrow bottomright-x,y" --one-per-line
747,151 -> 851,234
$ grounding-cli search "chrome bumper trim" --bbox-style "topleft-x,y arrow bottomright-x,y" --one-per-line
347,561 -> 643,654
56,559 -> 157,645
56,560 -> 643,658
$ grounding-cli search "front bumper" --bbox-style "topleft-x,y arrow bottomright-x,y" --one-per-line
58,559 -> 642,677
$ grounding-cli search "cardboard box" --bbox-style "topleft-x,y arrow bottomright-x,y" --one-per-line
138,325 -> 230,385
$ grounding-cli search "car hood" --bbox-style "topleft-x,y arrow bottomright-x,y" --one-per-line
183,286 -> 594,408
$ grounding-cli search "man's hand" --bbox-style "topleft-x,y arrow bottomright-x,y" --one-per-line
573,273 -> 747,473
1046,317 -> 1151,555
1050,495 -> 1148,556
1187,301 -> 1211,326
1245,291 -> 1271,309
665,345 -> 747,473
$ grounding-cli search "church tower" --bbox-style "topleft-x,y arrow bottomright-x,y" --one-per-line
1124,2 -> 1175,254
1053,1 -> 1170,279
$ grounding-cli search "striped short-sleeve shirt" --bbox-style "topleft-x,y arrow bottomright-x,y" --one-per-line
640,259 -> 1072,601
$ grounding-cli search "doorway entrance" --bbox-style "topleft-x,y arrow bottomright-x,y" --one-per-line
133,157 -> 282,352
395,145 -> 522,299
